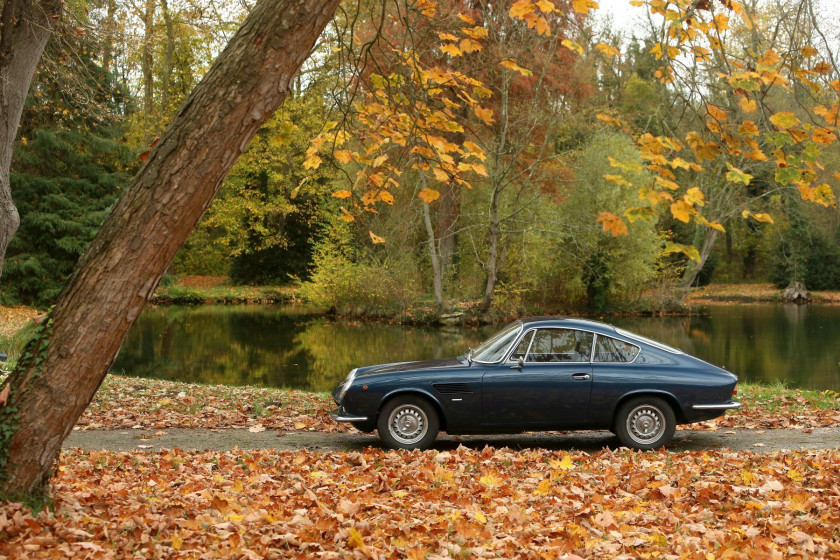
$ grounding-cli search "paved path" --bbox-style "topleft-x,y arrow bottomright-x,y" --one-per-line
64,427 -> 840,454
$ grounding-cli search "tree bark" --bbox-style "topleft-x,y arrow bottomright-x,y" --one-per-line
481,188 -> 500,310
0,0 -> 63,281
142,0 -> 156,127
681,228 -> 719,288
0,0 -> 340,496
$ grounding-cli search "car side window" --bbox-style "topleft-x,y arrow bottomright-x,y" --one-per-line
593,335 -> 640,363
509,330 -> 534,361
526,329 -> 593,363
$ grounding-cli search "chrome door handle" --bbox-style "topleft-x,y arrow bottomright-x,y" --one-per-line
571,373 -> 590,380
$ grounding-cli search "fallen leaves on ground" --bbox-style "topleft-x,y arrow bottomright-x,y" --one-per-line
79,376 -> 342,432
78,376 -> 840,433
0,305 -> 41,337
1,447 -> 838,558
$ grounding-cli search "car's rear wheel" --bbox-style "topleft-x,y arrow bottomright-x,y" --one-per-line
614,396 -> 675,450
377,395 -> 439,450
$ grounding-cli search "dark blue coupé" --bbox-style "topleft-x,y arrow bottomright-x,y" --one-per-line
330,317 -> 740,450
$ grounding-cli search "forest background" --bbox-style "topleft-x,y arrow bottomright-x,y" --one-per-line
3,0 -> 839,319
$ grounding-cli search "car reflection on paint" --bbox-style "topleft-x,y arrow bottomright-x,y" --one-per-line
330,317 -> 740,450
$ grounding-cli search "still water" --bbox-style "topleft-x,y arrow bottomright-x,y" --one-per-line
112,304 -> 840,391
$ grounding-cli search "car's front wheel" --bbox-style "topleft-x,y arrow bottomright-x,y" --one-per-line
377,395 -> 439,450
614,396 -> 675,450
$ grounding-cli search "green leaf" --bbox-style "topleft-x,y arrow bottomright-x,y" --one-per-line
726,164 -> 753,185
775,167 -> 801,185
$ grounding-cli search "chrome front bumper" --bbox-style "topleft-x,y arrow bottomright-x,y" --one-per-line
692,401 -> 742,410
330,407 -> 368,423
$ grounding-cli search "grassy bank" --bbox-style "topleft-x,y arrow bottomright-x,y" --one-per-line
686,283 -> 840,304
151,275 -> 298,305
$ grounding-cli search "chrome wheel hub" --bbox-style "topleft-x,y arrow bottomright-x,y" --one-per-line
388,405 -> 428,445
626,405 -> 665,445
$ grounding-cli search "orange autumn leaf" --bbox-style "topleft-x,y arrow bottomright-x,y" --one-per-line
596,211 -> 628,236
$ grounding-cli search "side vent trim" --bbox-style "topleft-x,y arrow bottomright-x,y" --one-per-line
433,383 -> 472,394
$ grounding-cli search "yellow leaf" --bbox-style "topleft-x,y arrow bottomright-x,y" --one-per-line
769,111 -> 799,129
474,511 -> 487,523
171,535 -> 183,550
596,211 -> 628,236
332,190 -> 352,199
369,230 -> 386,244
557,455 -> 574,470
463,140 -> 486,161
500,59 -> 533,77
459,38 -> 482,54
471,163 -> 488,176
801,45 -> 819,58
572,0 -> 598,13
684,187 -> 706,206
739,97 -> 756,113
533,479 -> 552,495
418,188 -> 441,204
457,13 -> 475,24
536,0 -> 555,13
741,210 -> 774,224
462,25 -> 488,39
787,468 -> 803,482
441,43 -> 462,57
561,39 -> 584,55
663,241 -> 701,262
479,472 -> 502,486
303,154 -> 322,170
334,150 -> 354,164
509,0 -> 534,18
671,200 -> 695,222
739,121 -> 759,136
596,113 -> 622,128
812,128 -> 837,144
438,32 -> 458,42
475,106 -> 495,125
432,168 -> 449,182
348,528 -> 365,548
595,42 -> 621,58
380,190 -> 394,205
706,103 -> 727,122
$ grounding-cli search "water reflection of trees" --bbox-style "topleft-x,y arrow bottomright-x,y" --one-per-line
611,306 -> 840,389
114,305 -> 839,391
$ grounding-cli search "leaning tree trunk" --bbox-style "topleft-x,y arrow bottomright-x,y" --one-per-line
0,0 -> 340,496
681,228 -> 720,289
0,0 -> 63,280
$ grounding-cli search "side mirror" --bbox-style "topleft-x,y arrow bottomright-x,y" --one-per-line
511,357 -> 524,370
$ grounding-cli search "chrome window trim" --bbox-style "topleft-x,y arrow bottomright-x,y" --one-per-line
592,333 -> 642,364
504,326 -> 596,364
614,328 -> 683,355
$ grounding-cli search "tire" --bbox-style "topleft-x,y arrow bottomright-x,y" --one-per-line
377,395 -> 440,450
614,396 -> 676,450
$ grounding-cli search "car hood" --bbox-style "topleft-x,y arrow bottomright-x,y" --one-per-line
358,357 -> 466,376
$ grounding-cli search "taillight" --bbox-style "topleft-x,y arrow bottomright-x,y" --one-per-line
732,387 -> 737,396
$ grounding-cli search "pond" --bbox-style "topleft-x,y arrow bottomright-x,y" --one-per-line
111,303 -> 840,392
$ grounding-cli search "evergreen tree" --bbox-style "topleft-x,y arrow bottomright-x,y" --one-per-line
0,23 -> 136,306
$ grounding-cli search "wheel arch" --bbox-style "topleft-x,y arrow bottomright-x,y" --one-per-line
378,389 -> 447,432
612,390 -> 687,427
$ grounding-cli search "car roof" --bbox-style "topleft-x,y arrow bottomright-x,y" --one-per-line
519,316 -> 618,335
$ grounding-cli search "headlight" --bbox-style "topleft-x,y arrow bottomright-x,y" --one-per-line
338,368 -> 357,401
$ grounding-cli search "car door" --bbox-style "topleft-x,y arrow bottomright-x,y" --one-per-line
481,327 -> 594,429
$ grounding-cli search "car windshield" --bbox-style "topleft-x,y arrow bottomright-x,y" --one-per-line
471,321 -> 522,363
